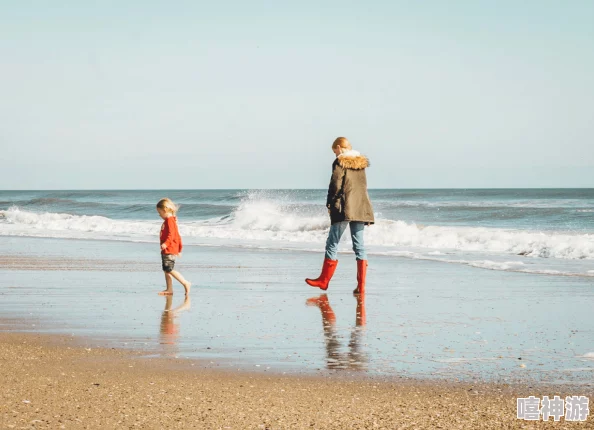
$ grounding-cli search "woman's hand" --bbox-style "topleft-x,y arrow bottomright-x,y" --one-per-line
161,243 -> 167,250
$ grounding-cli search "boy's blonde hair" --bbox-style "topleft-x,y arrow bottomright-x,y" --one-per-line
156,198 -> 179,215
332,137 -> 352,150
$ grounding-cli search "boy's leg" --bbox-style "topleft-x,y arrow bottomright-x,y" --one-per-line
169,270 -> 192,295
159,254 -> 176,295
325,221 -> 348,260
158,272 -> 174,295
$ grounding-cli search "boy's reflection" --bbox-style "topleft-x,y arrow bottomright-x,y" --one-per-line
159,295 -> 191,355
306,293 -> 368,371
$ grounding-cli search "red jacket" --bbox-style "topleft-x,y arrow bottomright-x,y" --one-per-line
160,216 -> 183,255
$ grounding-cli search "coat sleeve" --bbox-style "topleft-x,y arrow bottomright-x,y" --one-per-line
326,161 -> 345,208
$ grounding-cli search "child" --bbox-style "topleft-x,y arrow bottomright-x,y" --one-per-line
305,137 -> 374,294
156,198 -> 191,296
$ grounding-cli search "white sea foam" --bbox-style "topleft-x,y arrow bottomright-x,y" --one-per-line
463,260 -> 526,271
231,198 -> 328,233
0,205 -> 328,244
0,206 -> 158,236
2,204 -> 594,262
365,219 -> 594,260
382,199 -> 594,209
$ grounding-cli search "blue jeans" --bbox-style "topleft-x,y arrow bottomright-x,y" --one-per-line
325,222 -> 367,261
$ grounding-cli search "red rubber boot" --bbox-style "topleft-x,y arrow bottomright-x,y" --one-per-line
305,258 -> 338,291
353,259 -> 368,295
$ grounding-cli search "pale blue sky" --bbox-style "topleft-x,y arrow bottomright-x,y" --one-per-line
1,1 -> 593,189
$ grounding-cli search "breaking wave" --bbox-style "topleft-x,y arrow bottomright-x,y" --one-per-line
1,201 -> 593,261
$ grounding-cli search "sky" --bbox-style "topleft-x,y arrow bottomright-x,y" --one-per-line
1,1 -> 593,189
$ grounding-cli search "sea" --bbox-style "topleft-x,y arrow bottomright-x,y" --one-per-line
1,189 -> 593,277
1,189 -> 594,384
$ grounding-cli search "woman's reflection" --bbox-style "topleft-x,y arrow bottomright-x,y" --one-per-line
306,293 -> 368,371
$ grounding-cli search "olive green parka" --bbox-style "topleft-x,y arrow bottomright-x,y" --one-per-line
326,150 -> 375,225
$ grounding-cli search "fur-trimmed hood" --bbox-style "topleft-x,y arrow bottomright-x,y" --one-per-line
337,150 -> 369,170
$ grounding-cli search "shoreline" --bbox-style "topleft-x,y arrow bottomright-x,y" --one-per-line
2,236 -> 594,388
3,233 -> 594,279
2,332 -> 591,429
4,318 -> 587,390
3,326 -> 592,390
3,302 -> 592,390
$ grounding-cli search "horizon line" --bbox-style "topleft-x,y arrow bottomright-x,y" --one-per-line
1,187 -> 594,192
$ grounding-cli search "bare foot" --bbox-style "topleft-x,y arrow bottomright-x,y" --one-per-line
158,290 -> 173,296
182,282 -> 192,296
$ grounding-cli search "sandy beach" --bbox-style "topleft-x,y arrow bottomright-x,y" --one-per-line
4,332 -> 592,429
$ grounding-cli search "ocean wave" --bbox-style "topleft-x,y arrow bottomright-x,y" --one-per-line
0,206 -> 159,235
365,220 -> 594,259
231,194 -> 328,233
375,199 -> 594,210
2,199 -> 594,260
6,198 -> 237,220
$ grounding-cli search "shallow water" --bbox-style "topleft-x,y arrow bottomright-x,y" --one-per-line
1,236 -> 593,386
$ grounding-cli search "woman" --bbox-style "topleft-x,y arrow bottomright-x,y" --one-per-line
306,137 -> 374,294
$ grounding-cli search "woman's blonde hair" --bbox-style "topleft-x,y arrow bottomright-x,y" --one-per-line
156,198 -> 179,215
332,137 -> 352,150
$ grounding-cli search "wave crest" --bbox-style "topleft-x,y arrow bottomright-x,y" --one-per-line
1,200 -> 594,261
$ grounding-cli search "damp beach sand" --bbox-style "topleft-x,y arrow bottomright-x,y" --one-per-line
2,332 -> 592,429
1,236 -> 594,428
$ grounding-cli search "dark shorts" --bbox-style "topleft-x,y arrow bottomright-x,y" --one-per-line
161,254 -> 176,272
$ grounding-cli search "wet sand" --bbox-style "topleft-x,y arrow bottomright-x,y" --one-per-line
2,237 -> 594,385
3,332 -> 592,429
2,237 -> 594,427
